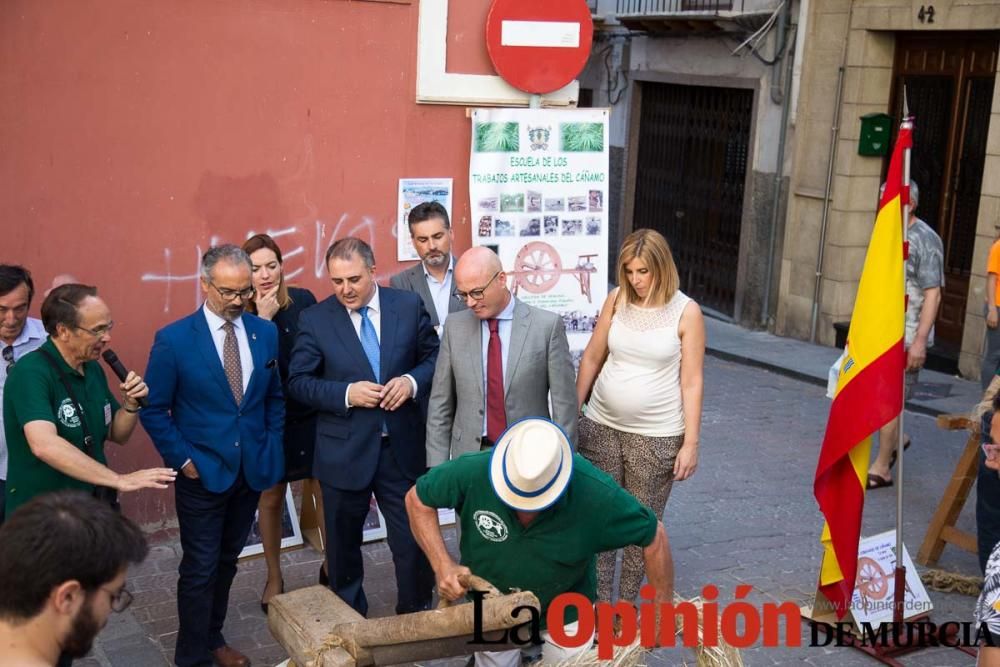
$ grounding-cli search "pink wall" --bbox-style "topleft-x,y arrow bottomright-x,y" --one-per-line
0,0 -> 492,526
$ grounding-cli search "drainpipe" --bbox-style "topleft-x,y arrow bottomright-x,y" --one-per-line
760,0 -> 795,327
808,65 -> 846,342
770,0 -> 791,104
808,0 -> 857,342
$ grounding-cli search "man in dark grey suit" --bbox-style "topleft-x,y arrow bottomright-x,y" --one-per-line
390,202 -> 466,336
426,247 -> 577,467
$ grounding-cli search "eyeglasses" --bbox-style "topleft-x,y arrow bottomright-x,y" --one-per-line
210,282 -> 255,301
2,346 -> 13,371
454,271 -> 501,302
75,321 -> 114,337
100,585 -> 134,613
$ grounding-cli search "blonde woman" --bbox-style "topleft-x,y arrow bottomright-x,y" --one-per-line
241,234 -> 323,612
576,228 -> 705,604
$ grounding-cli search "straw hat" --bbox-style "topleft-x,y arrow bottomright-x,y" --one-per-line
489,418 -> 573,512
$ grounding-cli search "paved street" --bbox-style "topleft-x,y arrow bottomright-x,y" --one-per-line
79,356 -> 984,666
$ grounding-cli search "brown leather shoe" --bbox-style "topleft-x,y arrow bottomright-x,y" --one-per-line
212,645 -> 251,667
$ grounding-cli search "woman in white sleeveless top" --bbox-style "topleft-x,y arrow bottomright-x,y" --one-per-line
576,229 -> 705,605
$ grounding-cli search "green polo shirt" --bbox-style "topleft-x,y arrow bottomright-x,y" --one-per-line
416,451 -> 658,627
3,339 -> 119,515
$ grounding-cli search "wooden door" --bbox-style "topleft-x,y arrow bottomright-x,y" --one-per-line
890,33 -> 999,356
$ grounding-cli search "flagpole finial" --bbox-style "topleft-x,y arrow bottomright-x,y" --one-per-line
902,84 -> 911,121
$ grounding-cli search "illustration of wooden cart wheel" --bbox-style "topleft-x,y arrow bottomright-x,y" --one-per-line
856,557 -> 890,600
514,242 -> 562,294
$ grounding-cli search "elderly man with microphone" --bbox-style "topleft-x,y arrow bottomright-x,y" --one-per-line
3,283 -> 175,515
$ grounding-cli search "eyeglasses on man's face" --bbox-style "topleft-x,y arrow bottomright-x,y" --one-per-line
454,271 -> 501,302
100,585 -> 133,613
75,321 -> 114,338
210,282 -> 255,302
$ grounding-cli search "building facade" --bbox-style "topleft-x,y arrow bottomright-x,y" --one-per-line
776,1 -> 1000,379
580,0 -> 800,326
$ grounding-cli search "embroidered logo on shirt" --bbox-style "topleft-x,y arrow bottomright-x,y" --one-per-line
473,510 -> 508,542
57,398 -> 81,429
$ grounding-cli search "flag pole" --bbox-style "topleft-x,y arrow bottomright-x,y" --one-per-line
894,91 -> 912,629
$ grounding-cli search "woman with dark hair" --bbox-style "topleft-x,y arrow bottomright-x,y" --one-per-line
241,234 -> 322,612
576,228 -> 705,605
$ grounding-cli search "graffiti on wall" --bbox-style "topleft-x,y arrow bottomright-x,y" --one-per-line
141,215 -> 384,313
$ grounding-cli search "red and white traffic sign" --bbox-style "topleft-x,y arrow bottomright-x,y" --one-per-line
485,0 -> 594,95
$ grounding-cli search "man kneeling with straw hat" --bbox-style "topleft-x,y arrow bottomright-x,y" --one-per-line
406,417 -> 674,665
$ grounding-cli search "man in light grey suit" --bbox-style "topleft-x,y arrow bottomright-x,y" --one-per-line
426,247 -> 577,466
390,202 -> 466,336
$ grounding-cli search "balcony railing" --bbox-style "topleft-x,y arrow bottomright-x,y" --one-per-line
616,0 -> 743,14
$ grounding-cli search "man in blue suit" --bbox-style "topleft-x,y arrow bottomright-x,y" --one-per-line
142,245 -> 284,667
288,237 -> 437,617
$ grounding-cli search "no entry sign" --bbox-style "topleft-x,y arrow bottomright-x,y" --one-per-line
485,0 -> 594,95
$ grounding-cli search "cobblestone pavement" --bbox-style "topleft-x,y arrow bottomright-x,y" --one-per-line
78,357 -> 983,666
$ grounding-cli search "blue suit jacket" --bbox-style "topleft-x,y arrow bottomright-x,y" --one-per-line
140,309 -> 285,493
287,287 -> 438,491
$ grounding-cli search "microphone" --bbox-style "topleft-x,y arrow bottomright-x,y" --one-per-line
102,349 -> 149,409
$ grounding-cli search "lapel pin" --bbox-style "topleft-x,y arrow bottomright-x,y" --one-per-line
251,333 -> 257,341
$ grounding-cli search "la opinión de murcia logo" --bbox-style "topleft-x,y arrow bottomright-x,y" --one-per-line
467,584 -> 993,658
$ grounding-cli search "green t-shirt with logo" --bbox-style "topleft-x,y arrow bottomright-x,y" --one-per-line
416,451 -> 658,627
3,339 -> 119,515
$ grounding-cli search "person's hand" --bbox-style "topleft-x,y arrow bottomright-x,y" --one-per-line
348,381 -> 384,408
116,467 -> 177,491
436,563 -> 472,602
255,284 -> 281,320
989,307 -> 999,330
119,371 -> 148,410
906,340 -> 927,371
380,377 -> 413,411
986,444 -> 1000,472
673,442 -> 698,481
181,461 -> 200,480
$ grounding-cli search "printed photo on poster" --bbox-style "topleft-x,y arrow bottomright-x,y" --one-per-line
240,486 -> 304,559
397,178 -> 453,261
362,497 -> 454,544
363,495 -> 387,542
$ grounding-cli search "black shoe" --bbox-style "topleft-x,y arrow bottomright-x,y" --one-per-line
260,579 -> 284,614
318,565 -> 329,587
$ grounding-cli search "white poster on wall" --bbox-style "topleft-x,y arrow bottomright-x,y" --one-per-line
397,178 -> 454,261
468,108 -> 610,367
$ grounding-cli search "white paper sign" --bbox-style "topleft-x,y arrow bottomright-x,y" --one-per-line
469,108 -> 610,369
850,530 -> 933,625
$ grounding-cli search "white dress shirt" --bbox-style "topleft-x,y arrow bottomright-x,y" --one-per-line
0,317 -> 47,479
344,286 -> 418,408
479,295 -> 515,436
203,304 -> 253,393
423,257 -> 456,335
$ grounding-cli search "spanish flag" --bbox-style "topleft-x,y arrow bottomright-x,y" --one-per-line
813,123 -> 911,616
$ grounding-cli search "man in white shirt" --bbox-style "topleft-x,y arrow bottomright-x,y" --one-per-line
390,202 -> 467,336
0,265 -> 46,525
